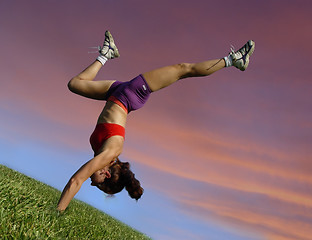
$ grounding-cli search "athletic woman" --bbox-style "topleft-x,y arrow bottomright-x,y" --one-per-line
57,31 -> 255,211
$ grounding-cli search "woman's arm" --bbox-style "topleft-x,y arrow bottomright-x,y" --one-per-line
57,159 -> 98,212
57,138 -> 122,211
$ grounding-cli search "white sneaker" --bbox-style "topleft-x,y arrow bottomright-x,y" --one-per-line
99,30 -> 120,59
230,40 -> 255,71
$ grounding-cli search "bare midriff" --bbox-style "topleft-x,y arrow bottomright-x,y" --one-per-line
97,101 -> 127,127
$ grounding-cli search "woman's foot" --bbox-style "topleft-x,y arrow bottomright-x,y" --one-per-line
99,30 -> 120,59
230,40 -> 255,71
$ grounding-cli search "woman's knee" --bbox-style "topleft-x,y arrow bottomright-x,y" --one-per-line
175,63 -> 195,79
67,77 -> 79,93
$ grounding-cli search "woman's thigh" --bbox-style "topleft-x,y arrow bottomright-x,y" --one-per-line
68,79 -> 116,100
142,63 -> 192,92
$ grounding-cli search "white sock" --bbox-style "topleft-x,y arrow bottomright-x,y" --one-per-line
96,55 -> 108,65
223,55 -> 233,67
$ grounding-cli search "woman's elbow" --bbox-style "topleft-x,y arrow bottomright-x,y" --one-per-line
69,176 -> 83,187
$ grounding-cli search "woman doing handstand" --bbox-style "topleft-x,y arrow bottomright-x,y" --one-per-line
57,31 -> 255,211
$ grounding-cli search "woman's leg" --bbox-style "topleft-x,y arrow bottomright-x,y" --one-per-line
68,31 -> 121,100
68,60 -> 115,100
143,40 -> 255,92
143,58 -> 225,92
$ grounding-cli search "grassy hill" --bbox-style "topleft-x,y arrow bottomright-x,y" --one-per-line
0,165 -> 151,240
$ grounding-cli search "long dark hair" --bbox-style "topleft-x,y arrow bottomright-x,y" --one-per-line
95,159 -> 143,200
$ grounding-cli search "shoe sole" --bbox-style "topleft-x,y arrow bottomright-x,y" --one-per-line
248,40 -> 255,57
240,40 -> 255,71
105,30 -> 120,58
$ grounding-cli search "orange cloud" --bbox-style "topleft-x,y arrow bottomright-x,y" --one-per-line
181,198 -> 312,240
121,109 -> 312,239
125,142 -> 312,239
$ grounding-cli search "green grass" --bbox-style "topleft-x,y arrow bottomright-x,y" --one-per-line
0,165 -> 151,240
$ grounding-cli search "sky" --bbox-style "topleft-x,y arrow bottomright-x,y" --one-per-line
1,0 -> 312,239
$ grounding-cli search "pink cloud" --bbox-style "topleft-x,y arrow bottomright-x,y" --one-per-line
180,198 -> 312,240
126,140 -> 312,239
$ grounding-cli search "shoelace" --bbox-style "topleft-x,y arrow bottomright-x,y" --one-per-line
230,44 -> 238,60
88,45 -> 113,54
230,44 -> 235,54
230,44 -> 246,60
88,46 -> 101,54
